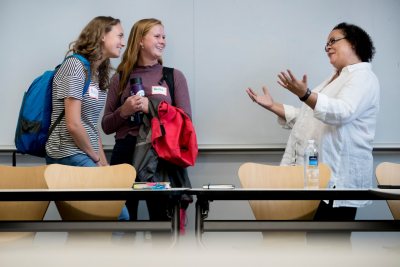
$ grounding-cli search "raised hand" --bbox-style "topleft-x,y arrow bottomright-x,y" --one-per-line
277,69 -> 308,97
246,86 -> 274,109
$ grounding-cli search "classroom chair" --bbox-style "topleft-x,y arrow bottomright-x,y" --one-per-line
375,162 -> 400,220
238,162 -> 331,246
44,164 -> 136,220
238,162 -> 331,220
0,165 -> 49,243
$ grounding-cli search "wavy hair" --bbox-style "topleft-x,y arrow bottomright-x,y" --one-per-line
116,18 -> 163,95
333,22 -> 375,62
68,16 -> 121,90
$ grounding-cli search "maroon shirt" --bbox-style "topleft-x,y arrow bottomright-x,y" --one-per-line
102,64 -> 192,140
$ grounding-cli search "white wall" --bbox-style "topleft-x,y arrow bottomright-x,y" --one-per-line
1,0 -> 400,150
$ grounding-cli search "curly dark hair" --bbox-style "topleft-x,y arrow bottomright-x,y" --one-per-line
333,22 -> 375,62
68,16 -> 121,90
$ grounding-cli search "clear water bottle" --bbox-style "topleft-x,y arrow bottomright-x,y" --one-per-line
130,77 -> 145,125
304,139 -> 319,189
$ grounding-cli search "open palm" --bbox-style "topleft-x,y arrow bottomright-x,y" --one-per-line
246,86 -> 274,109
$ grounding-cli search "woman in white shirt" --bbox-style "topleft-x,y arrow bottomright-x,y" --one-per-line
246,22 -> 379,222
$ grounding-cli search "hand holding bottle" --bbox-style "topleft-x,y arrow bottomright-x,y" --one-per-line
130,77 -> 145,125
120,94 -> 144,118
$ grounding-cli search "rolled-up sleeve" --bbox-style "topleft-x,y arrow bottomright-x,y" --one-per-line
278,104 -> 299,129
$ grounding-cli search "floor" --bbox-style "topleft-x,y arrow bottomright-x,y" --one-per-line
1,231 -> 399,267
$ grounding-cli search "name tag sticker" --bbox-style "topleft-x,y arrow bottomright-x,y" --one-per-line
88,86 -> 99,99
152,86 -> 167,96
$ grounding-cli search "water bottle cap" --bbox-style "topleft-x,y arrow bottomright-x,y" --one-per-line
130,77 -> 142,84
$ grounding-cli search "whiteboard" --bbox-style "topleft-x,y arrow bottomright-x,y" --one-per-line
1,0 -> 399,150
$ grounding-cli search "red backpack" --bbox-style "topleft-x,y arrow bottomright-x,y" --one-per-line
151,101 -> 198,167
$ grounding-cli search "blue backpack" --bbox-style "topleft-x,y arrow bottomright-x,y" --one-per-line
15,54 -> 91,157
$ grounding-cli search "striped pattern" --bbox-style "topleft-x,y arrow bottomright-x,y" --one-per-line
45,57 -> 106,159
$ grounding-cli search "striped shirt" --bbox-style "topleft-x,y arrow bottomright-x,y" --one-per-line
45,57 -> 106,158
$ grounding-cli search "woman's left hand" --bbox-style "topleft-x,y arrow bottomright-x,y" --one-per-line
98,160 -> 109,166
277,69 -> 308,97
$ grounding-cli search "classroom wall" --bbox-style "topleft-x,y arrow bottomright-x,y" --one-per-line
1,0 -> 400,150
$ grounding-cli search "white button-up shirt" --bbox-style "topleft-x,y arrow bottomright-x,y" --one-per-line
279,62 -> 380,208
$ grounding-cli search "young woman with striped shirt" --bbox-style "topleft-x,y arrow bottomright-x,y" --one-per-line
45,16 -> 125,167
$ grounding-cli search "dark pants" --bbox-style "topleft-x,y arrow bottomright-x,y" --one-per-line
307,200 -> 357,246
313,200 -> 357,221
110,135 -> 169,221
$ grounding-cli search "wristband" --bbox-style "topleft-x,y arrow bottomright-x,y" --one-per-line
299,88 -> 311,102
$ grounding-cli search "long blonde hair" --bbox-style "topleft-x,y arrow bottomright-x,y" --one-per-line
68,16 -> 121,90
117,18 -> 163,95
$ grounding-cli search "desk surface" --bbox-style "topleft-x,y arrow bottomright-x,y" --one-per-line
191,188 -> 400,238
1,188 -> 399,236
190,188 -> 400,200
0,188 -> 187,201
1,188 -> 399,201
0,188 -> 184,237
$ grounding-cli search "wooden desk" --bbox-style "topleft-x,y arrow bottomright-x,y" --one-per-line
0,188 -> 186,243
2,188 -> 400,243
190,188 -> 400,242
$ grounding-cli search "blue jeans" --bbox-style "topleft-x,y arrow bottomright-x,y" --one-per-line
46,153 -> 129,220
46,153 -> 97,167
118,206 -> 130,221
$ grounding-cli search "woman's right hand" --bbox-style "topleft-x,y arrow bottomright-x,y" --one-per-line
120,95 -> 144,119
246,86 -> 274,110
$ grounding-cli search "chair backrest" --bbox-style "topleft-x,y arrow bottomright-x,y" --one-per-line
0,165 -> 49,243
238,163 -> 331,220
375,162 -> 400,219
44,164 -> 136,220
0,165 -> 49,220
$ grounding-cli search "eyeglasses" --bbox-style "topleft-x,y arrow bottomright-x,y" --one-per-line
324,37 -> 346,52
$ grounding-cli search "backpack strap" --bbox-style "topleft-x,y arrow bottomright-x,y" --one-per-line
48,54 -> 91,137
161,67 -> 175,106
71,53 -> 91,93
